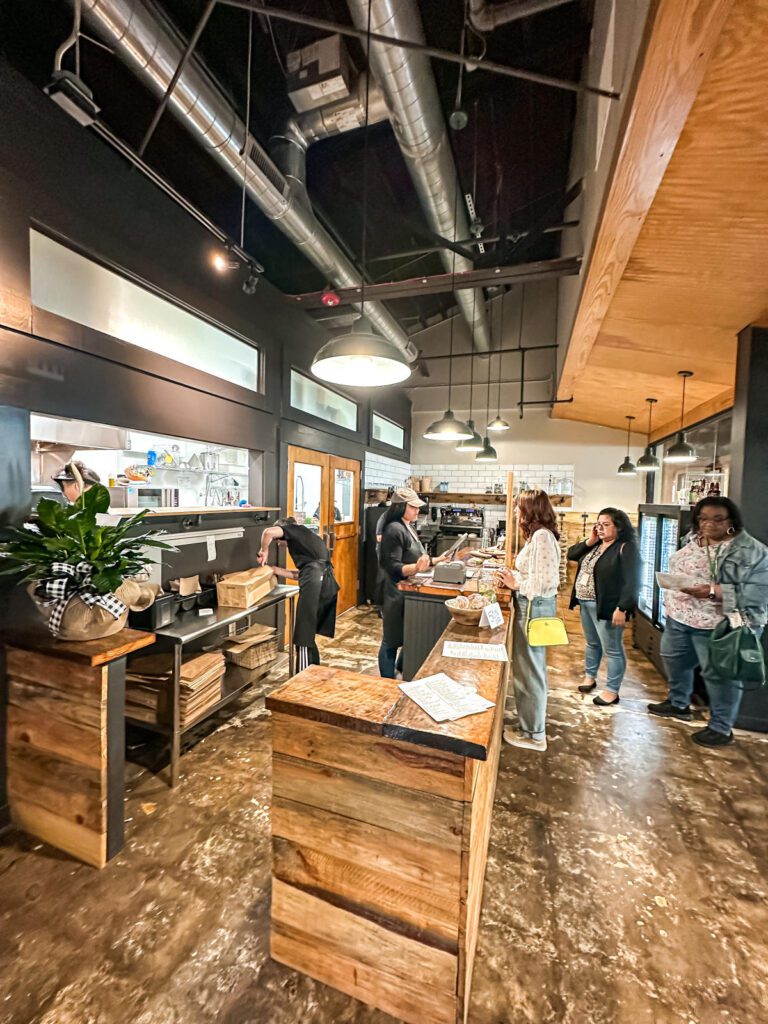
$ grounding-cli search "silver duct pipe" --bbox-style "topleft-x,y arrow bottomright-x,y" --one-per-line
346,0 -> 491,352
469,0 -> 575,32
78,0 -> 417,361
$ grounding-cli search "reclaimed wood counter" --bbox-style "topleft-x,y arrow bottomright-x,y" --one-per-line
3,627 -> 155,867
266,613 -> 511,1024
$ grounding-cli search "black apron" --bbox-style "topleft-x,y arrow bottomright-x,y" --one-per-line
294,558 -> 339,647
379,521 -> 426,648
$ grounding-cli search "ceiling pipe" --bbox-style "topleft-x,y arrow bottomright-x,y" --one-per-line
76,0 -> 417,361
468,0 -> 575,32
346,0 -> 491,353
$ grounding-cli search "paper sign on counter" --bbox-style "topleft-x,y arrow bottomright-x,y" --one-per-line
206,536 -> 216,561
479,601 -> 504,629
442,640 -> 508,662
399,672 -> 495,723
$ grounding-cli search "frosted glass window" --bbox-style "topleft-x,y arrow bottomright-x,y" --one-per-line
290,371 -> 357,431
372,413 -> 404,449
30,230 -> 259,392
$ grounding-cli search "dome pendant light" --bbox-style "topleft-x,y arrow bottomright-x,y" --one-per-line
636,397 -> 660,472
424,178 -> 471,442
617,415 -> 637,476
476,305 -> 498,463
663,371 -> 697,463
488,286 -> 515,432
311,9 -> 410,388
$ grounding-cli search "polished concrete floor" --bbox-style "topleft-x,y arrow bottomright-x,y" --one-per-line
1,604 -> 767,1024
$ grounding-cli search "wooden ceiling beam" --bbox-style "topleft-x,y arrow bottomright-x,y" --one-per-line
649,387 -> 734,444
556,0 -> 734,401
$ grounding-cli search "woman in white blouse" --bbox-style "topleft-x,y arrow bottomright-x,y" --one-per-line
498,489 -> 562,751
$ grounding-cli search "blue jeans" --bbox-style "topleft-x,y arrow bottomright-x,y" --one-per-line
660,616 -> 761,735
378,643 -> 404,679
511,594 -> 557,740
578,600 -> 627,694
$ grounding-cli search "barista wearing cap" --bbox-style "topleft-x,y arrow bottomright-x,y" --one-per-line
377,487 -> 448,678
52,461 -> 101,504
257,517 -> 339,672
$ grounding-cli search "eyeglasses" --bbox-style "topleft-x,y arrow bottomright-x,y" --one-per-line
699,515 -> 730,524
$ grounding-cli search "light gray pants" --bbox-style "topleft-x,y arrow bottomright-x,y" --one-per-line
510,593 -> 556,740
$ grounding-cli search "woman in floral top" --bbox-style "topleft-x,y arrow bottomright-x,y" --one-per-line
648,497 -> 768,747
498,489 -> 561,752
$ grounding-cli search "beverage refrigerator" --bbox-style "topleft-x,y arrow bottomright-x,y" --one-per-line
635,503 -> 768,732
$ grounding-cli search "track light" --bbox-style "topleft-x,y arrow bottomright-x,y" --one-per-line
212,248 -> 239,273
242,266 -> 260,294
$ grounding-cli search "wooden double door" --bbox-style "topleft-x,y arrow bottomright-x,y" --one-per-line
286,445 -> 360,615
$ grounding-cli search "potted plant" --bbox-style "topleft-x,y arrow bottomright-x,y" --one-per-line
0,483 -> 173,640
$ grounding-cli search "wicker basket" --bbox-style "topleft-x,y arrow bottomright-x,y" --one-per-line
224,636 -> 280,670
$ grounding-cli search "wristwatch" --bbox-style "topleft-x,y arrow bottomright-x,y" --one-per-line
708,584 -> 717,601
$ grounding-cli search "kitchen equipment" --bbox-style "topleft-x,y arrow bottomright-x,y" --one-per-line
202,451 -> 220,472
433,561 -> 467,585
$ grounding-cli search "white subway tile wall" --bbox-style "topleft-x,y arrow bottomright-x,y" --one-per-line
411,463 -> 574,497
364,451 -> 411,490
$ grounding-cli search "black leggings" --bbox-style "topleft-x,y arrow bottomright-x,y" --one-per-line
378,643 -> 404,679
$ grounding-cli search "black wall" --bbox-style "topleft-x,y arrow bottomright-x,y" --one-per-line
0,61 -> 412,824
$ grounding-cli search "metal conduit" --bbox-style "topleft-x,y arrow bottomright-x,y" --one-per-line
346,0 -> 491,352
78,0 -> 417,360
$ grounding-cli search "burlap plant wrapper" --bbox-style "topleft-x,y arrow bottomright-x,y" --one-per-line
56,597 -> 129,641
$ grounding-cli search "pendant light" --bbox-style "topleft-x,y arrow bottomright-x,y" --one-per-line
636,397 -> 660,472
476,305 -> 498,462
423,174 -> 472,441
456,290 -> 484,451
488,287 -> 513,432
663,370 -> 697,463
617,415 -> 637,475
311,9 -> 410,388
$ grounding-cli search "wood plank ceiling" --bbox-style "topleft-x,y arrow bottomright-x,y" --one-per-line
556,0 -> 768,440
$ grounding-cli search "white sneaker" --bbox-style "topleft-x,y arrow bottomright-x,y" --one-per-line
503,729 -> 547,752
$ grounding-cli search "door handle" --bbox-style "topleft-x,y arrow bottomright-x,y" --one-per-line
328,529 -> 336,554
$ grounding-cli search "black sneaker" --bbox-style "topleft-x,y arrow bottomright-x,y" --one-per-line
692,727 -> 734,747
647,699 -> 692,721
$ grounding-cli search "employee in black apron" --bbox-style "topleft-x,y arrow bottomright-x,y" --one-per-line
378,488 -> 448,678
257,517 -> 339,671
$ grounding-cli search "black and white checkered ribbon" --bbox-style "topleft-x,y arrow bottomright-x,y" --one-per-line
34,561 -> 127,636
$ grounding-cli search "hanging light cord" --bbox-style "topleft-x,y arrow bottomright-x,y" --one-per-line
468,288 -> 476,421
647,399 -> 653,436
486,297 -> 493,425
446,166 -> 462,412
680,372 -> 689,428
358,2 -> 374,320
239,9 -> 253,250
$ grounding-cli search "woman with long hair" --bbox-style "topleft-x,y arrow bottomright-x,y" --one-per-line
648,496 -> 768,747
498,489 -> 561,751
567,508 -> 641,707
377,487 -> 447,678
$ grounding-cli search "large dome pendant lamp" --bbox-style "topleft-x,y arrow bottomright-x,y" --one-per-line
663,370 -> 697,463
488,286 -> 515,432
311,9 -> 410,388
617,415 -> 638,475
423,180 -> 472,442
636,397 -> 660,472
456,291 -> 484,452
476,306 -> 498,462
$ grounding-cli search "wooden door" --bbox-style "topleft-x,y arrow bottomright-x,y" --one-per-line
286,446 -> 360,615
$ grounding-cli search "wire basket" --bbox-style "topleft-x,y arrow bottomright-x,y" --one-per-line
224,636 -> 279,670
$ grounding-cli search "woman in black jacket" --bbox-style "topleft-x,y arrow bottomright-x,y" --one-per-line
377,488 -> 446,678
567,508 -> 641,707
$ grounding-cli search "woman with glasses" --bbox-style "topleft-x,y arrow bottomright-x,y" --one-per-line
567,508 -> 641,706
648,497 -> 768,747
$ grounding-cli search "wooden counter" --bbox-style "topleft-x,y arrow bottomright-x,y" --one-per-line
266,613 -> 510,1024
3,628 -> 155,868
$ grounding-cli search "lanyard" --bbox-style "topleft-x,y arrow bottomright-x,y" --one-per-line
704,542 -> 724,582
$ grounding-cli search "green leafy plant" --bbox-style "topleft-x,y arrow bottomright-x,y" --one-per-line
0,484 -> 174,593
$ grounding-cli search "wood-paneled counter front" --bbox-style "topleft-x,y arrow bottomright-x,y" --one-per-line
3,628 -> 155,868
266,613 -> 511,1024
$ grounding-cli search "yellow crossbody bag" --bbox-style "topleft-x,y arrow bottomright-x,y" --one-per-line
525,600 -> 569,647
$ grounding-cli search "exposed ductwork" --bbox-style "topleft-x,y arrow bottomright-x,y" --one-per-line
77,0 -> 417,361
346,0 -> 491,352
469,0 -> 575,32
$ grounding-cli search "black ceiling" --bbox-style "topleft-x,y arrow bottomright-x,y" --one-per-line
1,0 -> 593,332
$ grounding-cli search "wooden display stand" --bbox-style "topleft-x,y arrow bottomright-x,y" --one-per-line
4,628 -> 155,867
267,613 -> 511,1024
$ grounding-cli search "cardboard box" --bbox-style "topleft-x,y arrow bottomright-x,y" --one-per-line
216,567 -> 276,609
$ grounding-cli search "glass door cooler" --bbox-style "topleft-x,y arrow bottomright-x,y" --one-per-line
635,504 -> 692,674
